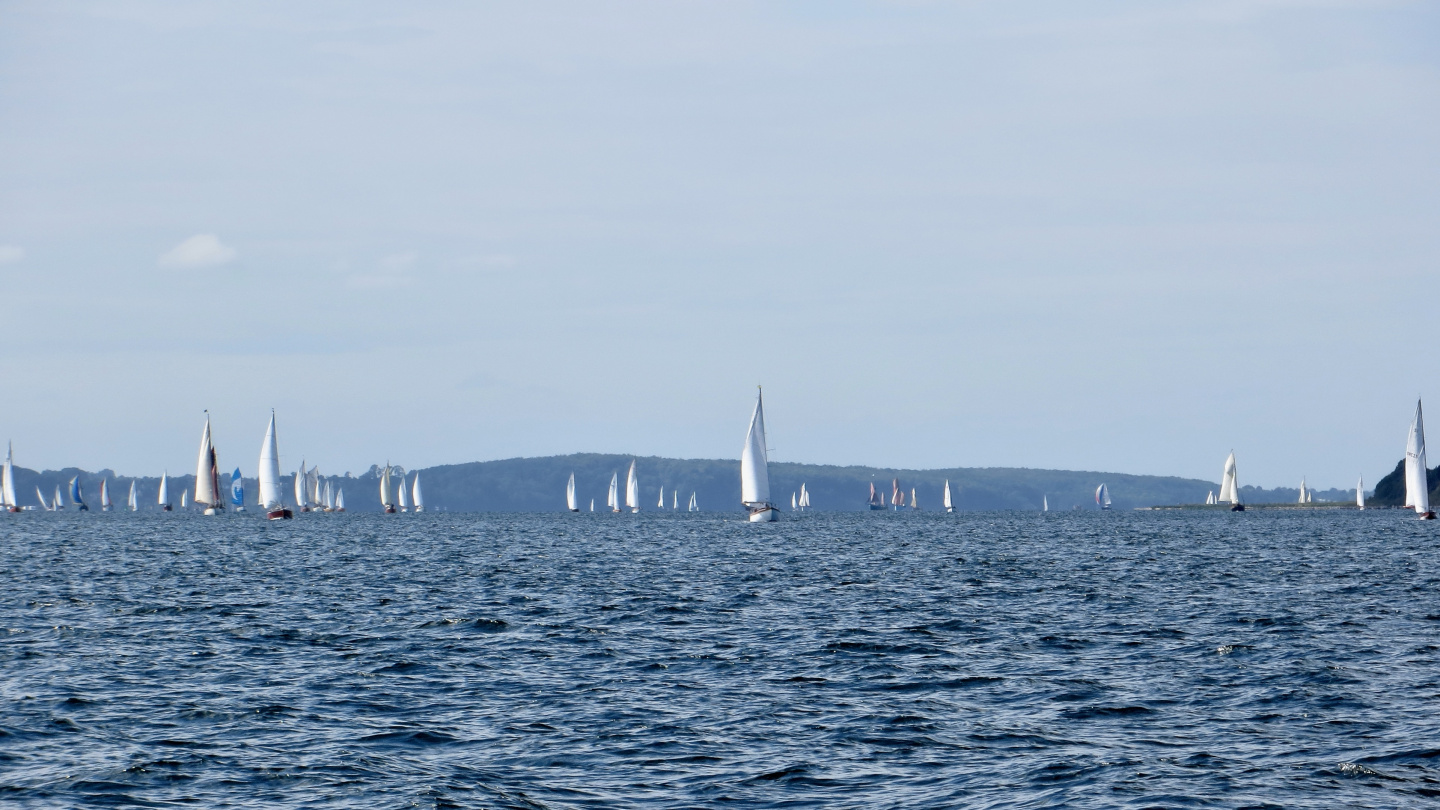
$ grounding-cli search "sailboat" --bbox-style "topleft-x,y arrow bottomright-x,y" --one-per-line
411,473 -> 424,513
1219,451 -> 1244,511
791,492 -> 798,511
1,442 -> 16,513
1095,483 -> 1110,510
70,477 -> 88,511
380,464 -> 396,513
608,472 -> 620,513
1404,399 -> 1435,519
308,467 -> 321,511
54,484 -> 66,510
658,484 -> 665,509
37,485 -> 51,510
910,487 -> 919,510
100,479 -> 112,511
323,479 -> 334,512
943,480 -> 953,513
127,480 -> 138,512
566,473 -> 578,512
1043,495 -> 1048,512
397,474 -> 410,512
890,479 -> 904,510
740,387 -> 778,522
158,471 -> 171,511
230,468 -> 246,511
296,462 -> 310,512
590,498 -> 595,512
334,488 -> 345,512
180,489 -> 188,509
798,483 -> 809,511
688,492 -> 697,512
868,482 -> 885,510
194,413 -> 224,515
673,489 -> 679,510
1297,478 -> 1309,504
1205,490 -> 1216,505
258,411 -> 292,520
1356,475 -> 1365,510
625,460 -> 640,513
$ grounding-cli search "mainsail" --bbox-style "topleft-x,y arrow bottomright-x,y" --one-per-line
1218,452 -> 1240,505
128,480 -> 138,511
258,413 -> 284,510
1405,399 -> 1432,517
158,472 -> 170,509
411,473 -> 424,512
231,468 -> 245,510
1,442 -> 15,511
194,413 -> 222,512
608,472 -> 619,512
625,460 -> 639,512
740,388 -> 776,521
1356,475 -> 1365,510
566,472 -> 578,512
100,479 -> 112,511
943,480 -> 953,513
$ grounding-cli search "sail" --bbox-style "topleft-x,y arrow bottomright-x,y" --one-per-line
566,473 -> 577,511
411,473 -> 424,511
295,462 -> 309,508
1356,475 -> 1365,509
1,442 -> 13,508
70,476 -> 85,508
380,465 -> 394,507
308,467 -> 321,507
398,475 -> 410,509
911,487 -> 918,509
869,481 -> 877,506
1298,478 -> 1307,504
1043,495 -> 1048,512
1219,452 -> 1240,505
688,492 -> 697,512
37,486 -> 49,510
792,492 -> 798,510
324,480 -> 334,510
590,498 -> 595,511
658,485 -> 665,509
891,479 -> 901,507
194,415 -> 218,508
1095,483 -> 1110,507
1405,399 -> 1430,514
335,489 -> 345,510
625,460 -> 639,510
231,468 -> 245,508
608,473 -> 619,511
100,479 -> 111,509
258,413 -> 283,509
943,480 -> 952,510
180,489 -> 187,508
158,472 -> 169,506
740,390 -> 771,506
799,483 -> 809,509
673,489 -> 678,510
128,481 -> 138,511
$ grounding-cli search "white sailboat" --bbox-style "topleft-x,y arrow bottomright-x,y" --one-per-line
590,498 -> 595,512
673,489 -> 678,510
295,462 -> 310,512
334,488 -> 345,512
1205,490 -> 1216,505
658,484 -> 665,509
411,473 -> 424,513
194,412 -> 224,515
35,485 -> 50,511
397,474 -> 410,512
791,492 -> 798,511
1095,483 -> 1111,510
1219,451 -> 1244,511
100,479 -> 112,511
380,464 -> 396,513
1043,495 -> 1049,512
911,487 -> 919,510
309,467 -> 321,510
1405,399 -> 1434,519
1356,475 -> 1365,510
180,489 -> 188,509
2,442 -> 18,513
323,479 -> 334,512
158,471 -> 171,511
1297,478 -> 1309,504
258,411 -> 292,520
798,483 -> 810,511
608,472 -> 619,512
566,473 -> 578,512
943,480 -> 953,513
688,492 -> 698,512
625,460 -> 639,513
128,480 -> 138,512
740,387 -> 778,522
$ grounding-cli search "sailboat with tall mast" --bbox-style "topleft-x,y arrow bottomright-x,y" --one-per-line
295,462 -> 310,512
740,387 -> 778,522
688,491 -> 698,512
868,482 -> 885,510
1405,399 -> 1435,519
1356,475 -> 1365,510
70,477 -> 88,511
1095,483 -> 1110,510
258,411 -> 292,520
1219,451 -> 1244,511
566,472 -> 578,512
158,472 -> 171,511
380,464 -> 396,513
127,480 -> 138,512
411,473 -> 424,513
397,473 -> 410,512
625,460 -> 639,513
99,479 -> 112,511
798,483 -> 809,511
1,442 -> 16,513
194,412 -> 224,515
1297,478 -> 1310,504
231,468 -> 246,512
943,480 -> 953,513
334,488 -> 345,512
608,472 -> 620,513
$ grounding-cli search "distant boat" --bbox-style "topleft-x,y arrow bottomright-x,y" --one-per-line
1095,483 -> 1110,510
1205,490 -> 1216,505
1219,451 -> 1244,511
1043,495 -> 1048,512
258,411 -> 292,520
867,482 -> 885,510
412,473 -> 424,513
71,476 -> 88,511
608,472 -> 620,513
740,387 -> 778,522
590,498 -> 595,512
1356,475 -> 1365,510
791,492 -> 798,511
158,471 -> 171,511
626,460 -> 640,513
1405,399 -> 1435,519
296,462 -> 311,512
1297,477 -> 1309,504
673,489 -> 678,510
943,480 -> 953,513
688,492 -> 697,512
55,484 -> 66,510
180,488 -> 188,509
398,472 -> 410,512
323,479 -> 335,512
127,480 -> 138,512
380,464 -> 396,513
658,484 -> 665,509
36,485 -> 51,511
100,479 -> 112,511
911,487 -> 919,510
308,467 -> 321,512
890,479 -> 904,510
1,442 -> 16,513
194,412 -> 224,515
798,483 -> 810,511
334,488 -> 345,512
230,468 -> 246,512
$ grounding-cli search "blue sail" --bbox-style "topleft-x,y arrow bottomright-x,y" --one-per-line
70,476 -> 88,511
230,468 -> 245,507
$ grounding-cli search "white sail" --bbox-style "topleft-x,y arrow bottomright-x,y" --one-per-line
194,414 -> 220,510
943,480 -> 953,512
324,479 -> 334,510
37,485 -> 50,510
335,489 -> 345,510
158,472 -> 170,507
688,491 -> 697,512
799,483 -> 809,509
100,479 -> 112,510
1043,495 -> 1048,512
308,467 -> 321,507
791,492 -> 798,510
380,465 -> 394,508
180,489 -> 188,508
740,389 -> 771,507
625,460 -> 639,512
1356,476 -> 1364,510
566,473 -> 577,511
258,413 -> 283,509
412,473 -> 424,512
398,475 -> 410,510
1095,483 -> 1110,508
911,487 -> 918,510
608,472 -> 619,512
1297,478 -> 1307,504
590,498 -> 595,512
673,489 -> 678,510
295,462 -> 309,509
658,484 -> 665,509
1205,490 -> 1215,505
1405,399 -> 1430,515
1219,452 -> 1240,505
128,480 -> 138,511
1,442 -> 15,508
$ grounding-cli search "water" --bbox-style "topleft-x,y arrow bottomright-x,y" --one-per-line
3,510 -> 1439,808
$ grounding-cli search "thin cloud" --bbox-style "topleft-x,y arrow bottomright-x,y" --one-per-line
0,245 -> 23,264
158,234 -> 237,268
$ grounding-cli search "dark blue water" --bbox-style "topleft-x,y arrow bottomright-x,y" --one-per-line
3,510 -> 1439,808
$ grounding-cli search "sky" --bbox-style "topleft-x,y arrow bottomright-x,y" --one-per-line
1,0 -> 1437,488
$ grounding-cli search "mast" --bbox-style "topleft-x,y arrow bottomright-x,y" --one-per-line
566,472 -> 578,512
625,460 -> 639,512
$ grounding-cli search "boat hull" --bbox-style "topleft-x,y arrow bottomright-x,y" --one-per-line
203,507 -> 220,516
266,509 -> 293,520
747,504 -> 778,523
161,505 -> 172,512
1231,504 -> 1245,512
1422,511 -> 1437,520
384,505 -> 396,514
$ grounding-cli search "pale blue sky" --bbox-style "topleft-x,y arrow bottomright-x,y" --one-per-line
1,1 -> 1437,488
